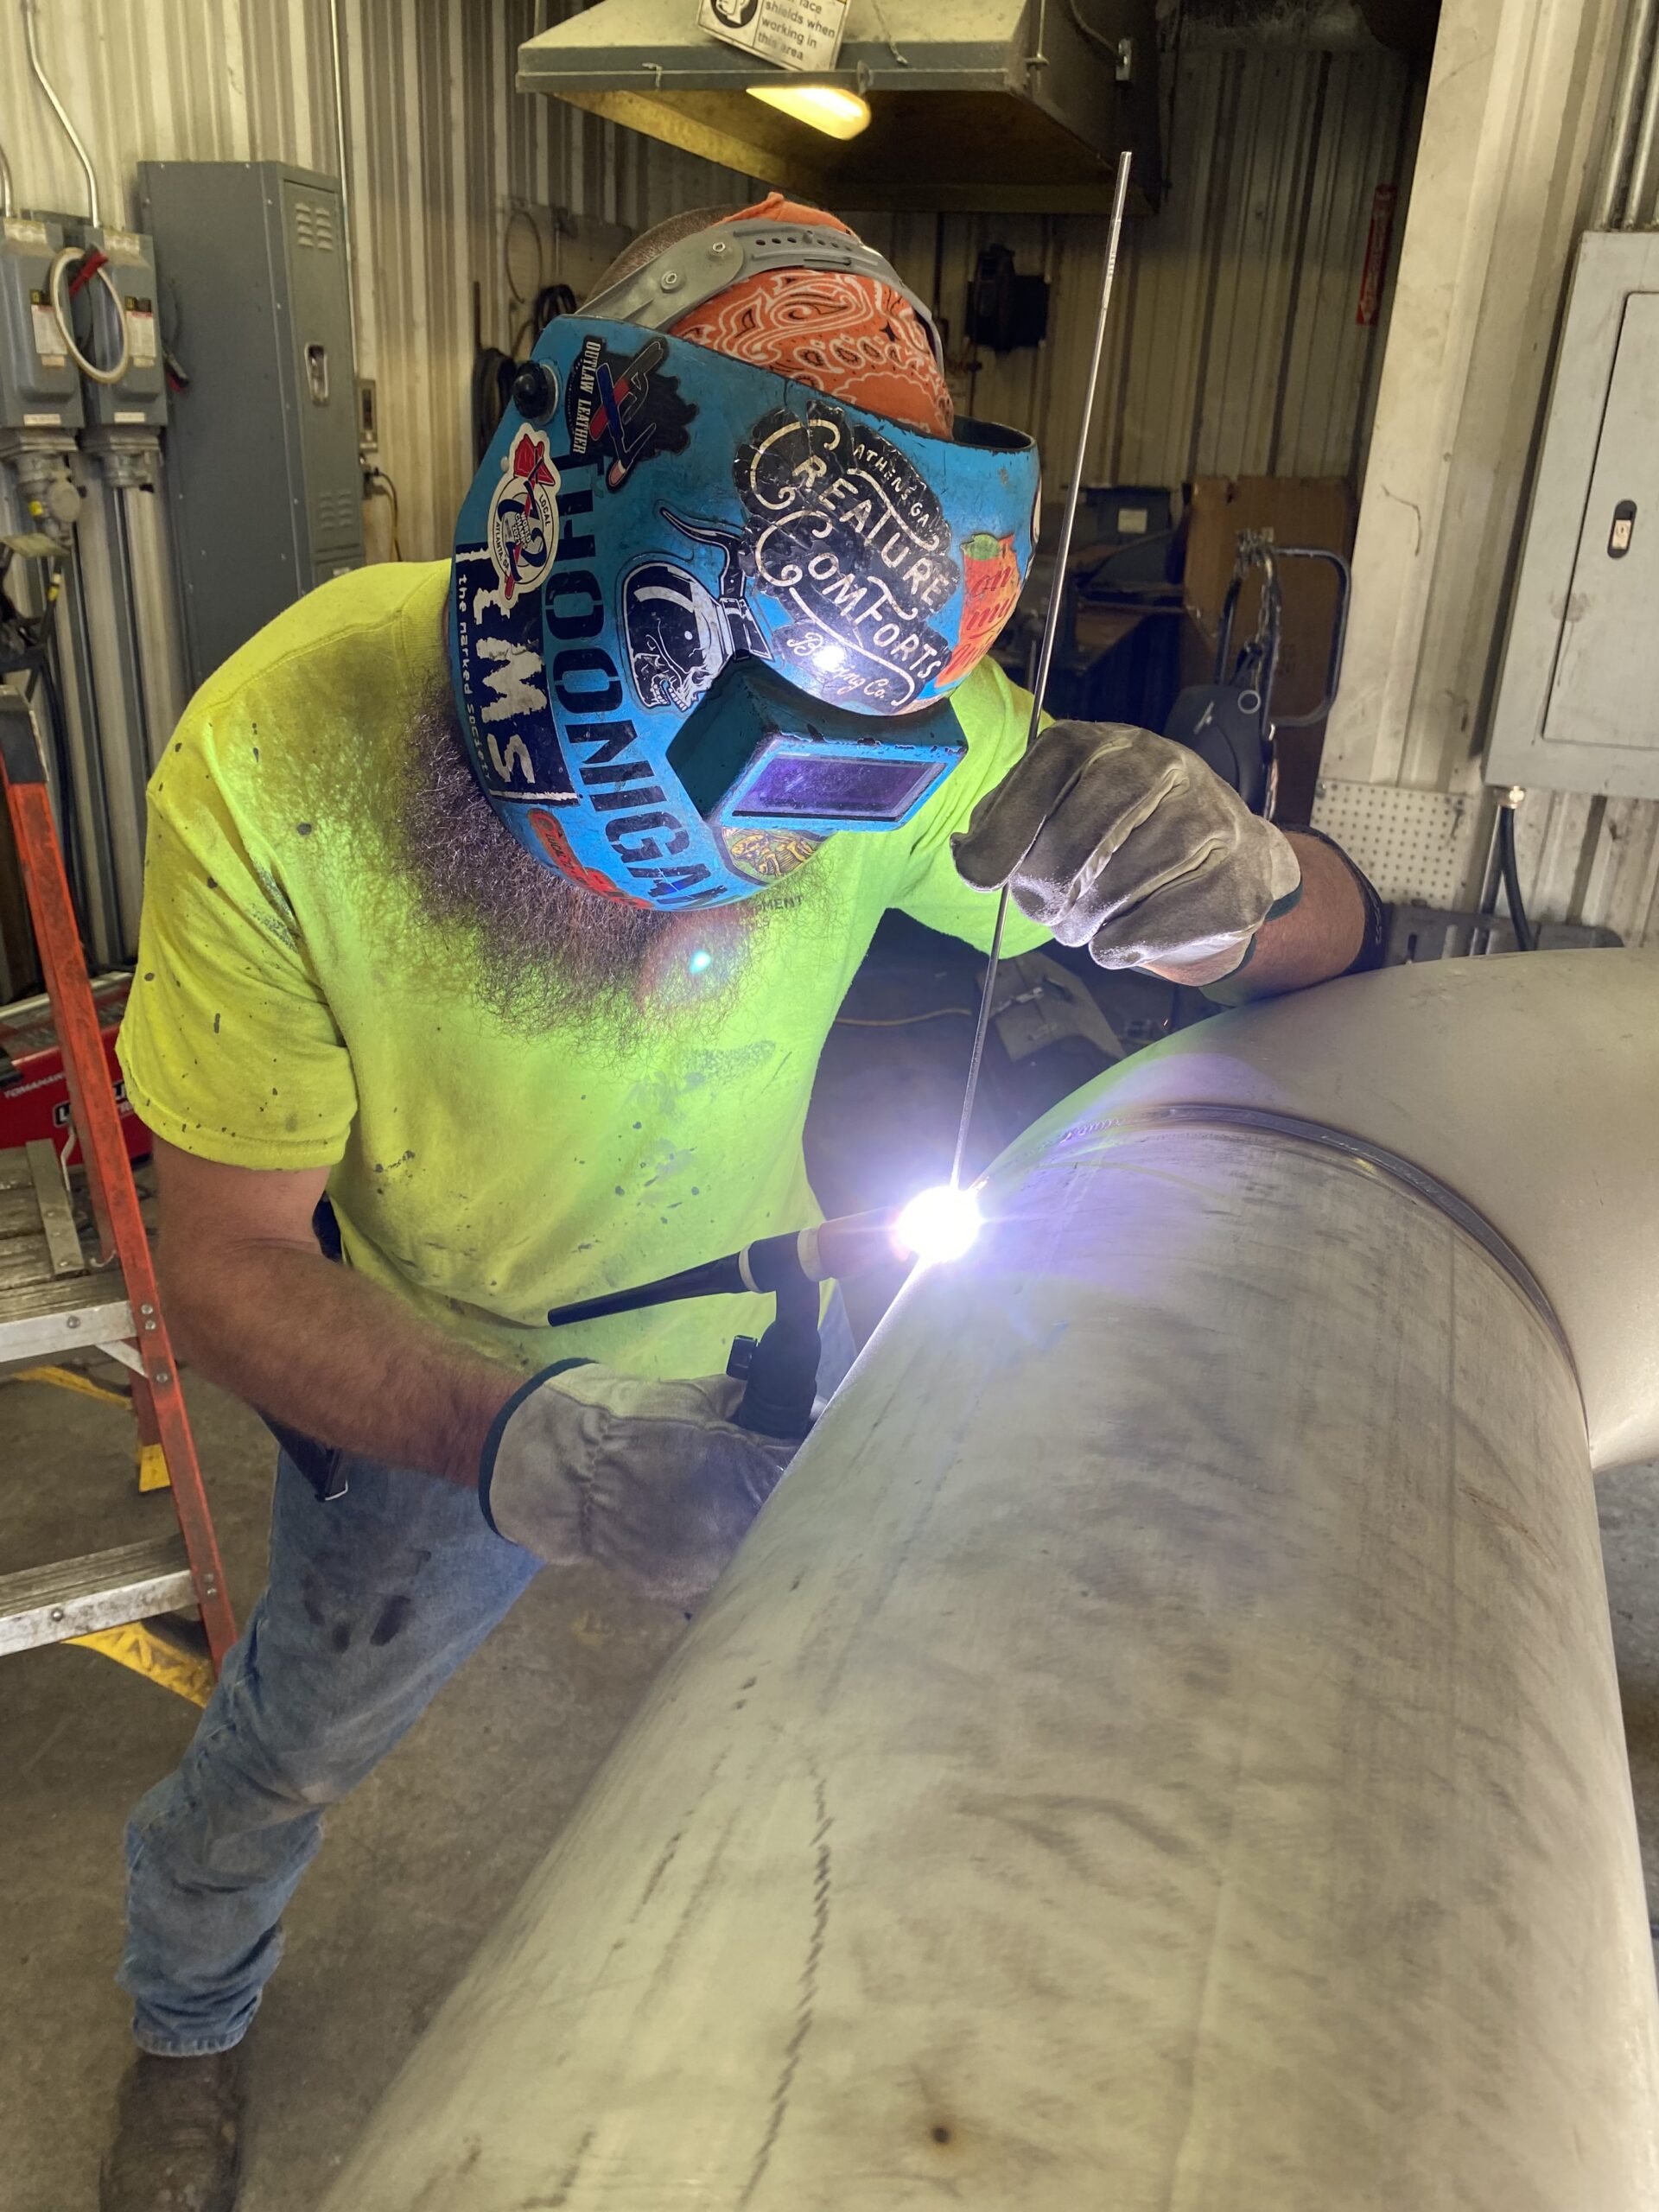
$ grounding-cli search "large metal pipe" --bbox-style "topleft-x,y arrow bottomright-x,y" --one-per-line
321,950 -> 1659,2211
1045,948 -> 1659,1471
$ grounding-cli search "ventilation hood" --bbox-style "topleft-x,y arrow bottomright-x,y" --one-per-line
517,1 -> 1161,214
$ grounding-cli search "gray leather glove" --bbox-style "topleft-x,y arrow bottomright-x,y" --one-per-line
480,1363 -> 797,1607
953,720 -> 1302,985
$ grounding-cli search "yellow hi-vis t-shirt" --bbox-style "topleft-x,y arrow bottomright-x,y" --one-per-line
118,562 -> 1046,1383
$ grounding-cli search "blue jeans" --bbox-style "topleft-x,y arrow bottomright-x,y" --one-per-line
119,1451 -> 542,2055
118,1306 -> 858,2055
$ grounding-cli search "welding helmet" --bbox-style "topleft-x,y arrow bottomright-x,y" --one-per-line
449,222 -> 1040,909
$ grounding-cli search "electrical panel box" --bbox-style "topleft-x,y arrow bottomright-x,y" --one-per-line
0,214 -> 84,435
1487,231 -> 1659,798
71,223 -> 168,430
136,161 -> 365,690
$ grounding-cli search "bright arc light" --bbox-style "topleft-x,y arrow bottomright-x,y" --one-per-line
893,1184 -> 982,1266
746,82 -> 873,142
687,948 -> 713,976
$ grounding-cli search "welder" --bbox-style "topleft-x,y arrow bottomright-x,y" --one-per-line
99,194 -> 1382,2210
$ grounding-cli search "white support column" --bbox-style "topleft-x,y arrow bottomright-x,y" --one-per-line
1322,0 -> 1629,794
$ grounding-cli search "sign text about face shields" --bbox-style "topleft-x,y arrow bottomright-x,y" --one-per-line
697,0 -> 849,73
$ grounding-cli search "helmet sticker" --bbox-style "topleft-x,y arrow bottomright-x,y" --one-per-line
450,561 -> 574,804
659,508 -> 770,660
566,331 -> 696,493
623,561 -> 731,715
734,401 -> 962,711
621,509 -> 773,715
527,809 -> 648,906
486,429 -> 563,607
720,823 -> 823,881
936,532 -> 1023,689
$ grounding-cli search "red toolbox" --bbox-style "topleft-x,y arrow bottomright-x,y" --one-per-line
0,972 -> 150,1164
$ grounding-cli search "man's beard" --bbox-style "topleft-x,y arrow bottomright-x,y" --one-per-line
397,688 -> 794,1048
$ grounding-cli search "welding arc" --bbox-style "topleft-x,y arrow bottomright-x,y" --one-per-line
949,147 -> 1135,1191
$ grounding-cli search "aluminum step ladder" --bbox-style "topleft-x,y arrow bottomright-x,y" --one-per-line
1,689 -> 234,1702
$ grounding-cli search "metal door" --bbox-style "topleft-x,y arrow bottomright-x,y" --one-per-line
277,180 -> 363,582
1546,291 -> 1659,755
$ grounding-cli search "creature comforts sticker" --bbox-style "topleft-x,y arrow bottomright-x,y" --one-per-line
735,403 -> 961,709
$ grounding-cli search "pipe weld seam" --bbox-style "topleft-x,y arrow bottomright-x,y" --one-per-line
1020,1101 -> 1579,1382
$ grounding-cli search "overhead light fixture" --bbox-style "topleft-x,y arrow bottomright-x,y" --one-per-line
745,81 -> 871,142
518,1 -> 1160,215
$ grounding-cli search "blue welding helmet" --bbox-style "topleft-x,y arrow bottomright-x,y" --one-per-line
449,314 -> 1040,909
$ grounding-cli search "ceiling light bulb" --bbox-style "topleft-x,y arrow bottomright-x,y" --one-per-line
746,82 -> 872,142
893,1185 -> 982,1267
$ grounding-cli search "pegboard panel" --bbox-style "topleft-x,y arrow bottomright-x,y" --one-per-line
1311,779 -> 1487,906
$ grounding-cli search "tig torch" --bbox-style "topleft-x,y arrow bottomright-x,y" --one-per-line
545,1209 -> 904,1443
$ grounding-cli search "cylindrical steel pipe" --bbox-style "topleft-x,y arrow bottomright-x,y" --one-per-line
322,951 -> 1659,2211
118,476 -> 190,767
1625,17 -> 1659,229
1593,0 -> 1659,227
71,474 -> 151,952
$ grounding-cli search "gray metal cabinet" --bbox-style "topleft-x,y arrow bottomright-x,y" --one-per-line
137,161 -> 364,692
1488,231 -> 1659,798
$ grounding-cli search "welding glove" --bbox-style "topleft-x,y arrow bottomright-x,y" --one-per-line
952,720 -> 1302,986
480,1363 -> 798,1608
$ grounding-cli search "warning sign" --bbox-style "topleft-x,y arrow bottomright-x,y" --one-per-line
697,0 -> 849,74
126,302 -> 158,367
30,294 -> 65,366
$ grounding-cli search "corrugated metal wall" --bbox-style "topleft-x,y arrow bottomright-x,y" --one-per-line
0,0 -> 747,565
862,40 -> 1420,496
12,9 -> 1647,947
1,3 -> 1418,569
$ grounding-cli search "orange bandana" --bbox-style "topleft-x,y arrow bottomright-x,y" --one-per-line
668,194 -> 954,442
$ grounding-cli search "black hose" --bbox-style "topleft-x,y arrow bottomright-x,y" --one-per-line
0,555 -> 92,954
1497,806 -> 1536,952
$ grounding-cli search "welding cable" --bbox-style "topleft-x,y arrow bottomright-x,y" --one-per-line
1076,526 -> 1179,597
509,283 -> 578,365
1066,0 -> 1123,54
504,204 -> 543,306
1497,804 -> 1537,952
364,467 -> 402,560
834,1007 -> 976,1029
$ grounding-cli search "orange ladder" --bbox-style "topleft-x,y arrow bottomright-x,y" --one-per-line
0,686 -> 233,1703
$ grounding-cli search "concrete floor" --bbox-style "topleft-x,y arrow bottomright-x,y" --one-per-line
2,1370 -> 690,2211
